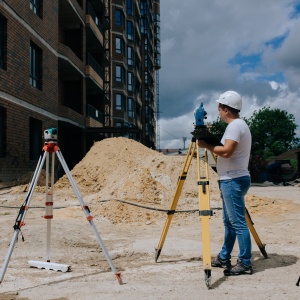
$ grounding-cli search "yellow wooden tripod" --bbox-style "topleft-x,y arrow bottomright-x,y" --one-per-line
155,137 -> 267,289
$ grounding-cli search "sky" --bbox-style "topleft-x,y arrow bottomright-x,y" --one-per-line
158,0 -> 300,150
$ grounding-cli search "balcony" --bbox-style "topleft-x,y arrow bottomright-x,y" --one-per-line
86,3 -> 104,48
86,104 -> 104,126
86,53 -> 104,90
59,0 -> 85,29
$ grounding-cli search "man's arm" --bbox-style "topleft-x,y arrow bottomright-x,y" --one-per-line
197,139 -> 238,158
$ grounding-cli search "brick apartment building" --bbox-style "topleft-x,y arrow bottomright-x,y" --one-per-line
0,0 -> 161,182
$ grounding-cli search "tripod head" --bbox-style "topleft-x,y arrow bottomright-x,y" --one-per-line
44,128 -> 58,143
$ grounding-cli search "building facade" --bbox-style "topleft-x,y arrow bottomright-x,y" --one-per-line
0,0 -> 160,182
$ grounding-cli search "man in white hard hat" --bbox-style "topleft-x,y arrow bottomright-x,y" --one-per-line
197,91 -> 253,276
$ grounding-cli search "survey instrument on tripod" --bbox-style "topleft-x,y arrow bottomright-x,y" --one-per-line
155,102 -> 267,289
0,128 -> 122,285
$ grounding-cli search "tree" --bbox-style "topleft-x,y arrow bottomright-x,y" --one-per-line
207,117 -> 227,141
248,107 -> 299,159
208,107 -> 299,160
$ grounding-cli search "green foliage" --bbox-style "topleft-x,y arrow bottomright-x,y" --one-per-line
207,117 -> 227,140
208,107 -> 299,159
248,107 -> 299,159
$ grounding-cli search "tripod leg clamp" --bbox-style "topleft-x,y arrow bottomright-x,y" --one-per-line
199,210 -> 213,216
198,181 -> 209,193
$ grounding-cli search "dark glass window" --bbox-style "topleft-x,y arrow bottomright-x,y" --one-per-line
30,0 -> 43,18
127,46 -> 134,66
30,41 -> 42,90
116,65 -> 125,83
29,118 -> 42,160
126,0 -> 133,15
128,72 -> 134,91
128,98 -> 134,117
115,9 -> 124,26
127,21 -> 134,41
0,14 -> 7,70
0,106 -> 7,158
116,37 -> 124,54
115,94 -> 125,111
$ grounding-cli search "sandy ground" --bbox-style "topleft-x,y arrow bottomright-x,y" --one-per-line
0,138 -> 299,299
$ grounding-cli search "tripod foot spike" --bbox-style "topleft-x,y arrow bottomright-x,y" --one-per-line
204,269 -> 212,289
155,248 -> 161,262
115,272 -> 123,285
260,244 -> 268,259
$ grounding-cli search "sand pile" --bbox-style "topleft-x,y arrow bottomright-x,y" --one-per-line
54,137 -> 220,223
7,137 -> 299,224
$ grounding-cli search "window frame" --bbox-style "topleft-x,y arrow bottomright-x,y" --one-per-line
0,14 -> 7,70
30,41 -> 42,90
126,0 -> 133,15
127,72 -> 134,92
128,97 -> 134,118
116,37 -> 124,54
127,20 -> 134,41
115,9 -> 124,27
116,65 -> 125,83
115,93 -> 125,111
30,0 -> 43,18
127,46 -> 134,66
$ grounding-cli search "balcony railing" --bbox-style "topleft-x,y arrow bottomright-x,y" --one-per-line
87,53 -> 103,79
87,104 -> 104,123
87,3 -> 103,34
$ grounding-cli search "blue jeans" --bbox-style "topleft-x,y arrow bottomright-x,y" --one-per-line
218,176 -> 252,266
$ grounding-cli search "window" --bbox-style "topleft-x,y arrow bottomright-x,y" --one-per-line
116,65 -> 125,83
0,106 -> 7,158
30,0 -> 43,18
29,118 -> 42,160
116,37 -> 124,54
115,9 -> 124,27
126,0 -> 133,15
115,94 -> 125,111
127,21 -> 134,41
127,46 -> 134,66
30,42 -> 42,89
0,14 -> 7,70
128,72 -> 134,92
128,98 -> 134,117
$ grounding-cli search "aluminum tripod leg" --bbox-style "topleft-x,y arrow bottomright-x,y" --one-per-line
55,149 -> 122,284
0,152 -> 47,284
197,147 -> 212,288
45,152 -> 55,262
155,141 -> 197,262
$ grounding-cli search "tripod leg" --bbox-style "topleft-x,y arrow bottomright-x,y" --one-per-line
55,150 -> 122,284
45,152 -> 55,262
198,148 -> 212,289
155,141 -> 197,262
0,151 -> 47,284
245,208 -> 268,258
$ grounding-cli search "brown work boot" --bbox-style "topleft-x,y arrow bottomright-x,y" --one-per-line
211,255 -> 231,270
224,259 -> 253,276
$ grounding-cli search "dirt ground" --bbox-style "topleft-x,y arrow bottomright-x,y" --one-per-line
0,137 -> 299,299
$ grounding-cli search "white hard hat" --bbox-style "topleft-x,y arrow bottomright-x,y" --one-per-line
216,91 -> 242,111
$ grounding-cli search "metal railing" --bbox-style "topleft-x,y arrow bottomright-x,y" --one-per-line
87,104 -> 104,123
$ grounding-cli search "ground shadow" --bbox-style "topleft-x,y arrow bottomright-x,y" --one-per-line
210,251 -> 299,289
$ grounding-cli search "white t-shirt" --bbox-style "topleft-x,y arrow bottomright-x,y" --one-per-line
217,118 -> 251,180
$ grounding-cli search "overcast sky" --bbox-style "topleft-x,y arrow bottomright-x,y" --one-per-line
158,0 -> 300,150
